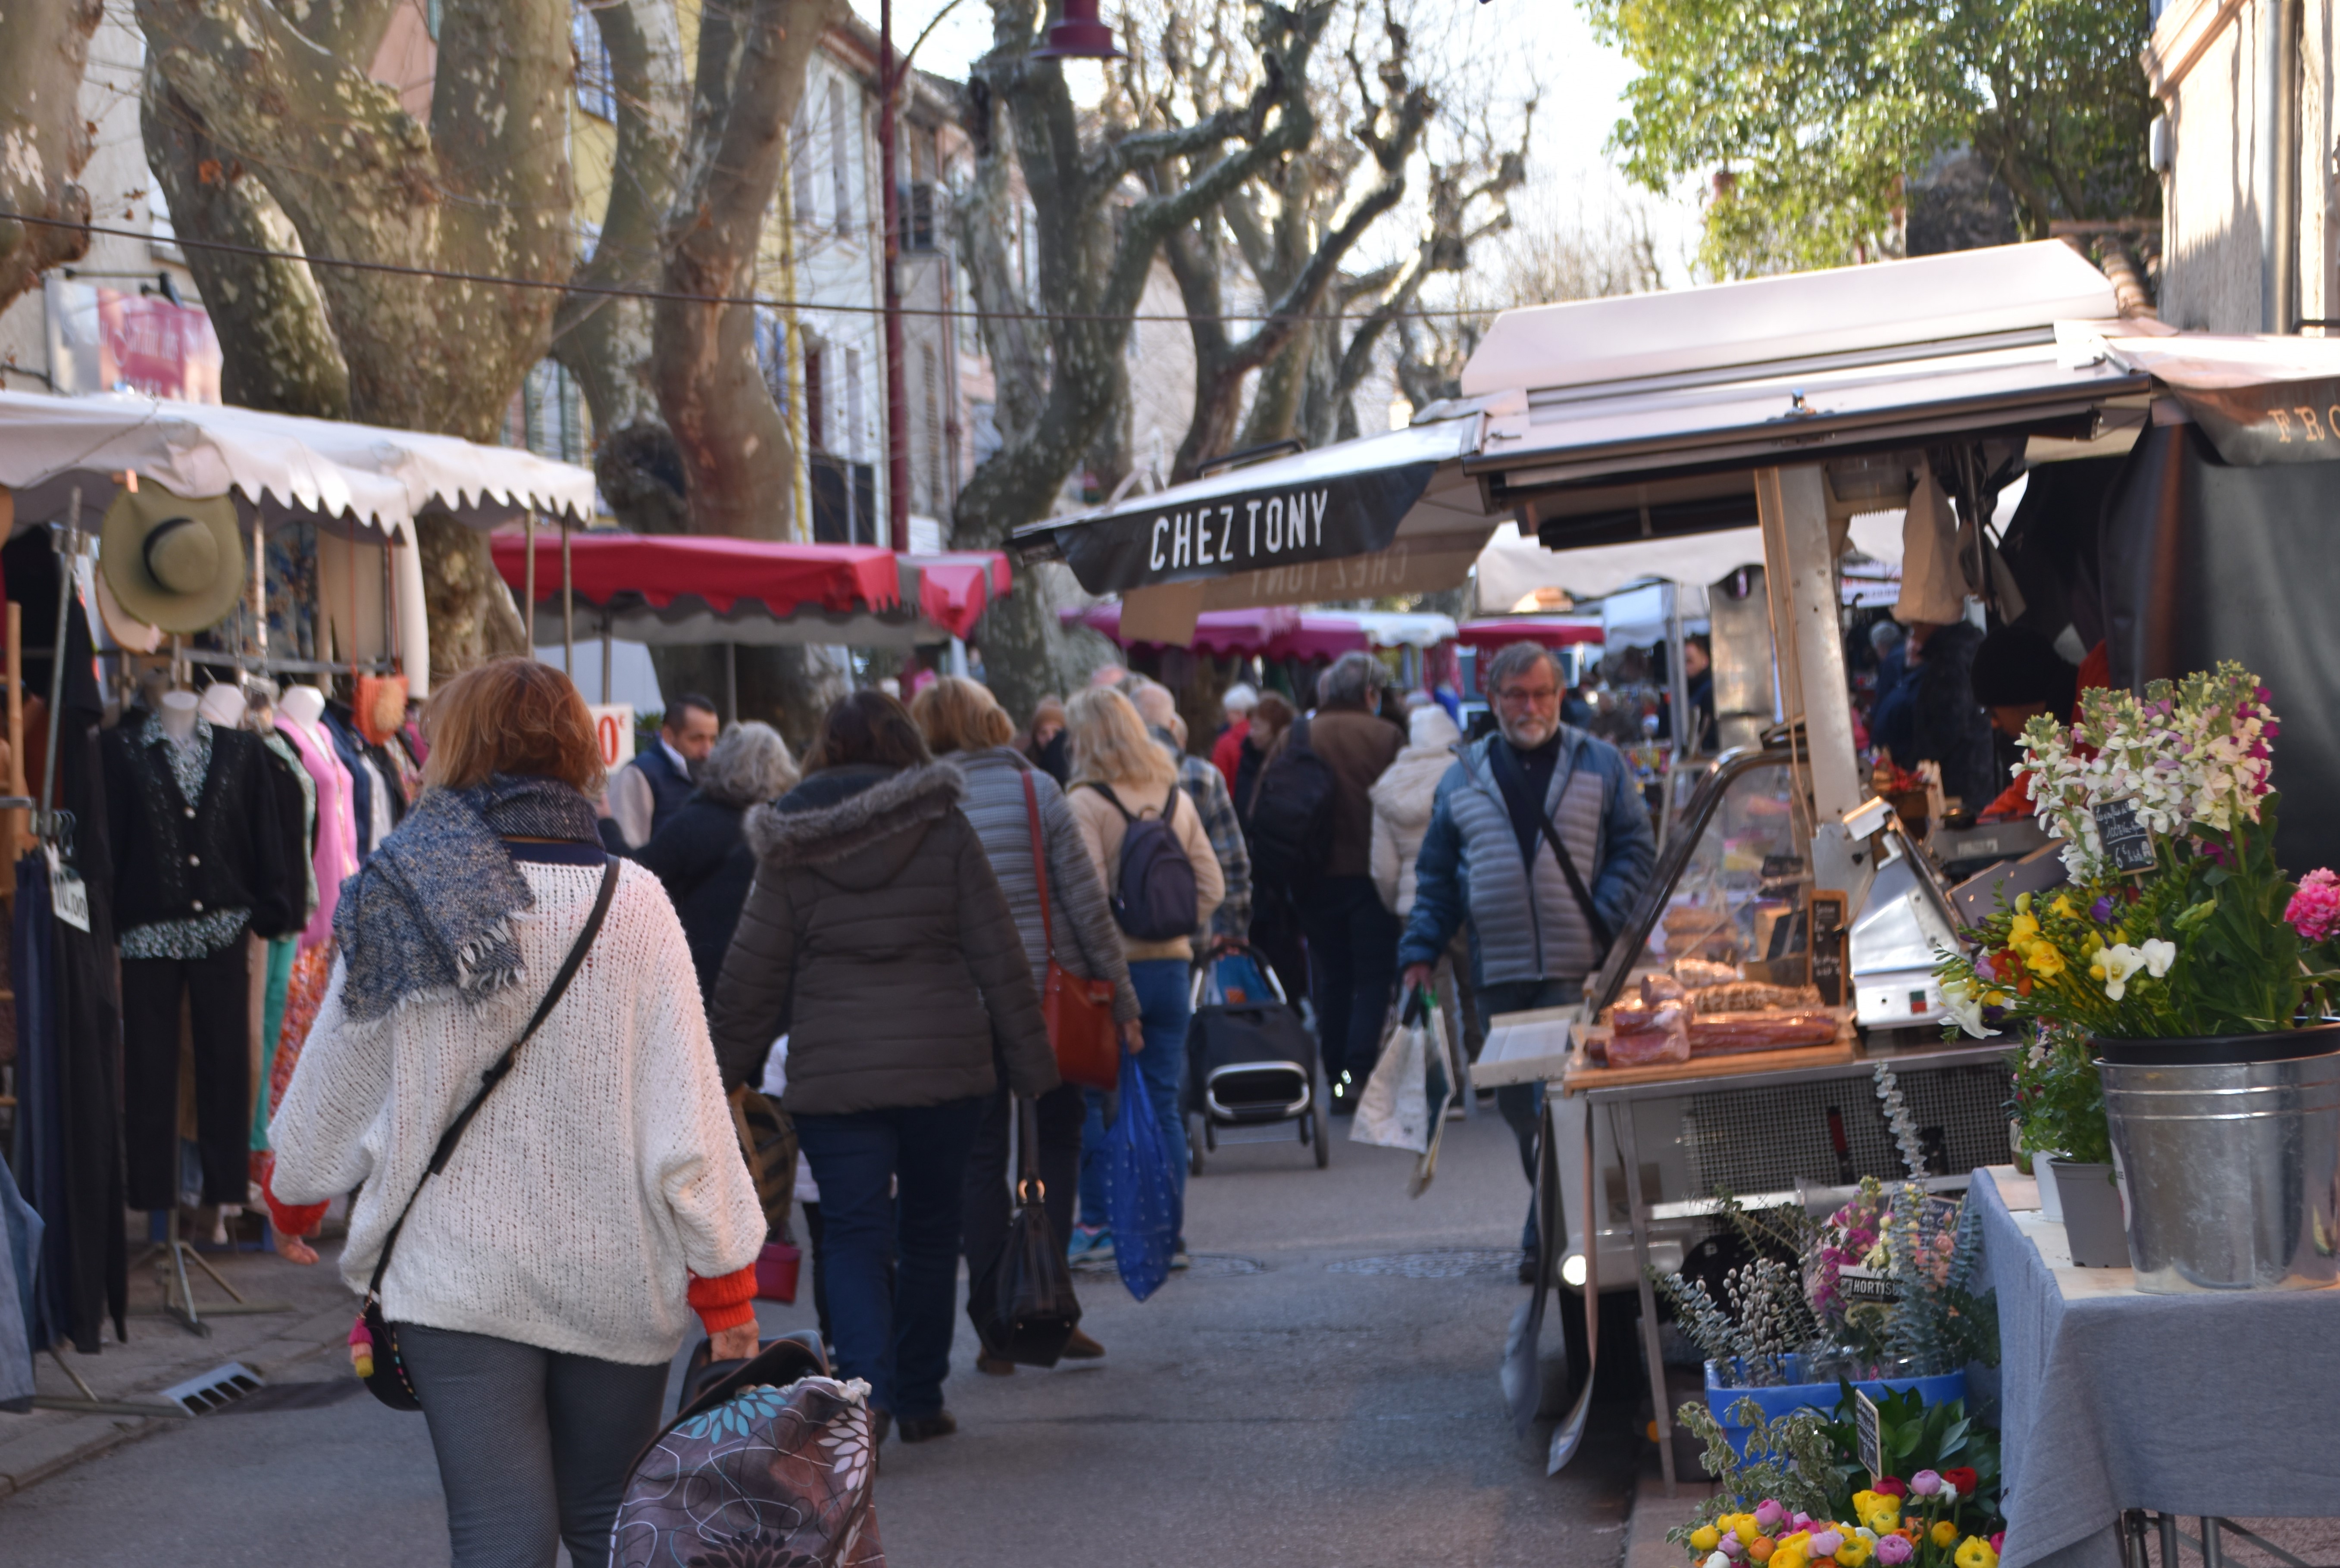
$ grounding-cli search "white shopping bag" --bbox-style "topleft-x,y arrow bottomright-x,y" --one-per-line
1350,1003 -> 1431,1154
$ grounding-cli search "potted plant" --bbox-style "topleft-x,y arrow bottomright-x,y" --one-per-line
1935,663 -> 2340,1290
2002,1032 -> 2124,1263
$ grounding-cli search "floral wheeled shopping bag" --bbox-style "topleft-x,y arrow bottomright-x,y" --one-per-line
613,1349 -> 884,1568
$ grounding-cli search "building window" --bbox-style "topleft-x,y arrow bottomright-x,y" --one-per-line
804,346 -> 826,451
574,3 -> 616,121
844,346 -> 864,462
921,343 -> 944,514
755,309 -> 788,410
830,84 -> 851,236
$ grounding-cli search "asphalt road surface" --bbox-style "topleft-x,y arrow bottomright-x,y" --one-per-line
1,1105 -> 1639,1567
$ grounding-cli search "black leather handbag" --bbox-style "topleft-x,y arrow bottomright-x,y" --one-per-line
966,1098 -> 1083,1368
352,858 -> 620,1410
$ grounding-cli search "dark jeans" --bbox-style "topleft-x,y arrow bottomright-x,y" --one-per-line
963,1080 -> 1084,1300
1300,875 -> 1400,1089
122,943 -> 252,1209
398,1323 -> 669,1568
1078,959 -> 1191,1243
793,1095 -> 985,1419
1477,977 -> 1584,1251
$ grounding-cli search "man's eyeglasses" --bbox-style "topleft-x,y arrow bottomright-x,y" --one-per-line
1494,684 -> 1560,708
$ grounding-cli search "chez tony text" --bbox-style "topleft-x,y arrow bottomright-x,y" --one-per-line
1146,489 -> 1332,572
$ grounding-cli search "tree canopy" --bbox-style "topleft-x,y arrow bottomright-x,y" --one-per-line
1584,0 -> 2159,276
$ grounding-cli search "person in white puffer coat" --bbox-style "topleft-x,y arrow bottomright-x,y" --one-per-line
1368,703 -> 1464,919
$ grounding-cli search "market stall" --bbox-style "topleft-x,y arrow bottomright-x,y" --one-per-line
0,391 -> 596,1374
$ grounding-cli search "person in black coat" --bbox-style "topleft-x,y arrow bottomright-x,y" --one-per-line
634,721 -> 799,1001
1906,618 -> 1996,810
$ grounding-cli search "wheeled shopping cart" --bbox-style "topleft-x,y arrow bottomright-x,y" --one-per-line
1183,946 -> 1329,1173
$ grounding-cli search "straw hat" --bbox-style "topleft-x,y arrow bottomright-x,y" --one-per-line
99,482 -> 246,634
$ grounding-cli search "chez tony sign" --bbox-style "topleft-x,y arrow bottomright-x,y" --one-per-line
1044,459 -> 1441,596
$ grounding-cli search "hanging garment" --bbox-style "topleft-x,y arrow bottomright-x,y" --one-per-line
275,715 -> 358,950
7,553 -> 128,1350
250,936 -> 298,1157
321,704 -> 377,858
12,853 -> 64,1353
258,728 -> 319,933
0,1153 -> 41,1411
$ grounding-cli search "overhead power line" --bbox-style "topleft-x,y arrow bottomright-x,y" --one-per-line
6,209 -> 1514,327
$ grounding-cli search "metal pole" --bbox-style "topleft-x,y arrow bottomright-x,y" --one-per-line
724,642 -> 738,723
560,514 -> 574,675
523,511 -> 538,654
949,635 -> 968,678
879,0 -> 910,553
2201,1519 -> 2225,1568
601,612 -> 613,704
251,514 -> 267,665
1611,1098 -> 1676,1495
2261,0 -> 2299,333
40,491 -> 81,823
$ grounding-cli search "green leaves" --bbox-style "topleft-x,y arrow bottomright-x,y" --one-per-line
1581,0 -> 2158,276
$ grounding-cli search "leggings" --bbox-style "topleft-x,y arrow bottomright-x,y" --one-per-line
398,1323 -> 670,1568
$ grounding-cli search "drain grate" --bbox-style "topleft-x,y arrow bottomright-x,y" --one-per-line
1326,1250 -> 1525,1279
159,1362 -> 264,1414
215,1379 -> 366,1415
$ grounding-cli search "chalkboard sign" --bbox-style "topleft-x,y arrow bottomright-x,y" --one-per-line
1854,1385 -> 1883,1481
1809,891 -> 1849,1008
2092,795 -> 2155,875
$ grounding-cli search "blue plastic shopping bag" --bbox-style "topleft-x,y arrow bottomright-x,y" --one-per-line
1106,1049 -> 1180,1302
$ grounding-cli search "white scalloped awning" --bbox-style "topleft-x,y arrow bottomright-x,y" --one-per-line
0,390 -> 597,538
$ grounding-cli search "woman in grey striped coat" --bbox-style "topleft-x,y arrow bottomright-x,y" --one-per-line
912,677 -> 1138,1370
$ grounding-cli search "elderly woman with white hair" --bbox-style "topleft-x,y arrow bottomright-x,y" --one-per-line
635,720 -> 800,1000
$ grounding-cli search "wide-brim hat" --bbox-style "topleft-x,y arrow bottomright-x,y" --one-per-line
99,483 -> 246,635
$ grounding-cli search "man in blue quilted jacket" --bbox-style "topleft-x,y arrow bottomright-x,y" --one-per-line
1398,641 -> 1655,1271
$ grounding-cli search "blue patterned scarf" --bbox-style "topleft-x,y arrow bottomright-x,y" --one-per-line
332,774 -> 604,1025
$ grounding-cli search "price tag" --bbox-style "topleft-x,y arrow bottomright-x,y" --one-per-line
1854,1385 -> 1883,1483
1809,891 -> 1849,1007
587,704 -> 636,770
46,846 -> 90,932
2091,794 -> 2155,874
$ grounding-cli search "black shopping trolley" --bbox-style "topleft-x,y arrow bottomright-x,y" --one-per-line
1183,946 -> 1329,1173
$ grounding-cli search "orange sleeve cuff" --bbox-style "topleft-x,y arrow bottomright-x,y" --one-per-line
688,1266 -> 759,1335
258,1155 -> 330,1240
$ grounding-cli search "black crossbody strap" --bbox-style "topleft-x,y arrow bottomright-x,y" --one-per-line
1492,739 -> 1616,961
365,856 -> 621,1299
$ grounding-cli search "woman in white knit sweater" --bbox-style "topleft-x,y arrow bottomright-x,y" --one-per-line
266,660 -> 765,1568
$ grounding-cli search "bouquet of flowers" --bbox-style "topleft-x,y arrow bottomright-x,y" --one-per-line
1680,1487 -> 2002,1568
1937,664 -> 2340,1040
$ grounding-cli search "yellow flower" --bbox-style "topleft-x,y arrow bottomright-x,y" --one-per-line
1692,1528 -> 1721,1553
2008,913 -> 2040,943
2026,942 -> 2066,978
1736,1518 -> 1763,1546
1861,1506 -> 1901,1535
1955,1539 -> 1999,1568
1837,1537 -> 1874,1568
1932,1521 -> 1961,1549
2052,896 -> 2075,918
1772,1548 -> 1807,1568
1852,1494 -> 1883,1521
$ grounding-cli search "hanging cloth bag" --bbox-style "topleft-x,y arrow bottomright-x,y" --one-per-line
1105,1047 -> 1180,1302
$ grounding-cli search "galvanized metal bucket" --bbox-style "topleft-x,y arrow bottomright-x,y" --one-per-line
2098,1027 -> 2340,1293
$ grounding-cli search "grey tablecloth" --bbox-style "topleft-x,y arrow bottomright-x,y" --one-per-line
1974,1170 -> 2340,1568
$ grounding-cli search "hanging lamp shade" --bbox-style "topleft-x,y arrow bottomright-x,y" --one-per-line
1031,0 -> 1121,59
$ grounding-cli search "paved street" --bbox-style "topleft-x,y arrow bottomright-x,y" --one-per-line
0,1108 -> 1640,1567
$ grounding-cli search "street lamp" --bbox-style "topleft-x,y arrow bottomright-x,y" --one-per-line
1030,0 -> 1121,60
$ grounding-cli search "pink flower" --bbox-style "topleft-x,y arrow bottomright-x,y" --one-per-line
1756,1501 -> 1786,1531
1877,1537 -> 1915,1566
2288,869 -> 2340,945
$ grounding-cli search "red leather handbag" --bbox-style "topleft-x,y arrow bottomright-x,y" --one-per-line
1023,770 -> 1119,1091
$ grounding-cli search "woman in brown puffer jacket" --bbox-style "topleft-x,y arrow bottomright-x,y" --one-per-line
708,689 -> 1055,1446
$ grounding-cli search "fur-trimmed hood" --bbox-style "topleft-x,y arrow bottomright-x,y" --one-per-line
746,761 -> 965,890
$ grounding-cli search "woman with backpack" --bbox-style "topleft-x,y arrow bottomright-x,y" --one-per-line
707,690 -> 1056,1445
909,677 -> 1136,1369
265,659 -> 766,1568
1062,687 -> 1224,1264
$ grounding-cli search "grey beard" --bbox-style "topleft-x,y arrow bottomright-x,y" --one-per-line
1499,714 -> 1557,750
